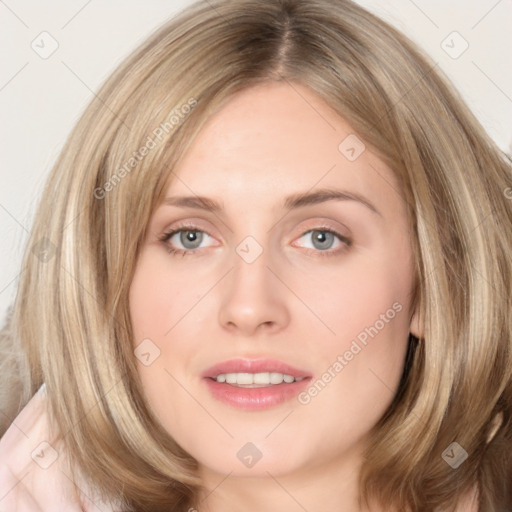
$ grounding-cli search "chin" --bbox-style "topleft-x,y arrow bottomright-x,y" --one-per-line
194,440 -> 311,478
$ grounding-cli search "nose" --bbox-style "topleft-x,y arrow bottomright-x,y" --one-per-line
218,246 -> 290,337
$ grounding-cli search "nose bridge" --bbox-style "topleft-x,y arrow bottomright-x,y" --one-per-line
218,233 -> 289,334
230,235 -> 273,299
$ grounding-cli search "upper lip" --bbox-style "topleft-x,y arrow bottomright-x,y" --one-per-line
201,358 -> 312,379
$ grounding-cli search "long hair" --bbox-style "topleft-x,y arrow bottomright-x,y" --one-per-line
2,0 -> 511,510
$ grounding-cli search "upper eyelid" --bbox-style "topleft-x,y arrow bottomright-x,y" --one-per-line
162,216 -> 351,235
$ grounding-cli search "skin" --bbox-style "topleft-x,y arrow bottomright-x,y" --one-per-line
129,81 -> 422,512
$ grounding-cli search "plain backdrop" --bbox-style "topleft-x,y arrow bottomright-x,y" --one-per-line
1,0 -> 511,326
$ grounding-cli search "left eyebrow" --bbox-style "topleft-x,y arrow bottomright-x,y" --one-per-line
162,187 -> 381,217
283,187 -> 381,216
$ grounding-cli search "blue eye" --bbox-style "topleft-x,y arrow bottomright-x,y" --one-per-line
159,225 -> 351,258
294,228 -> 352,257
159,227 -> 213,257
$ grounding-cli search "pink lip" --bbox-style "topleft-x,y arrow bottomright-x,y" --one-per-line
201,358 -> 312,411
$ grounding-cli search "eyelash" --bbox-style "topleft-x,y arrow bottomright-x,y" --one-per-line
158,223 -> 352,258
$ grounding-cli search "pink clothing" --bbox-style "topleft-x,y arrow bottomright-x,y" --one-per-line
0,384 -> 122,511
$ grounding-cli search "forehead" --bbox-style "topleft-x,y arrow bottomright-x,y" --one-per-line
165,82 -> 402,217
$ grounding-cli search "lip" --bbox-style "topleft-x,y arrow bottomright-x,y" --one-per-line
201,358 -> 312,411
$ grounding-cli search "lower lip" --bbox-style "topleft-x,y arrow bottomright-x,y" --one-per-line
203,377 -> 311,410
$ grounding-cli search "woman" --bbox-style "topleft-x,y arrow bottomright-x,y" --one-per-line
1,0 -> 511,510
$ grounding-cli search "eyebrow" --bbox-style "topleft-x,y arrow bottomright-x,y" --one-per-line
162,187 -> 381,216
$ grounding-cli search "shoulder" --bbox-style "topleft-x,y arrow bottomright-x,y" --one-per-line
0,384 -> 122,511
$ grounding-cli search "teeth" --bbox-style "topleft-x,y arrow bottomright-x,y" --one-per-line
214,372 -> 304,387
254,372 -> 270,384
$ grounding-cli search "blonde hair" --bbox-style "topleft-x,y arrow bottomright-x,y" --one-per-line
2,0 -> 511,510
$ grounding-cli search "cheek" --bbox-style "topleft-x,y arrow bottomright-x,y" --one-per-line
129,251 -> 164,339
128,250 -> 205,425
291,245 -> 414,418
129,249 -> 201,339
291,247 -> 413,352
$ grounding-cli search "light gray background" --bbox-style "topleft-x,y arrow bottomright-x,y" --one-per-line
1,0 -> 511,326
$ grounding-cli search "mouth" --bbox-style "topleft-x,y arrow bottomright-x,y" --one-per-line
201,358 -> 312,410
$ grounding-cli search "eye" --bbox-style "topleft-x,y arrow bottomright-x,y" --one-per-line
159,225 -> 215,257
293,227 -> 352,257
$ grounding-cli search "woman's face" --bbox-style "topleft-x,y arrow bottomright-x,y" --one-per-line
129,82 -> 421,480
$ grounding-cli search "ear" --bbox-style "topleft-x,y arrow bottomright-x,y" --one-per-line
410,306 -> 423,339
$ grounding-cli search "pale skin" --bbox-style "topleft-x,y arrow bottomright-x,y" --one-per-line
129,81 -> 425,512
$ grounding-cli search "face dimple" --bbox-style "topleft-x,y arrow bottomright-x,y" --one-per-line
128,81 -> 418,497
